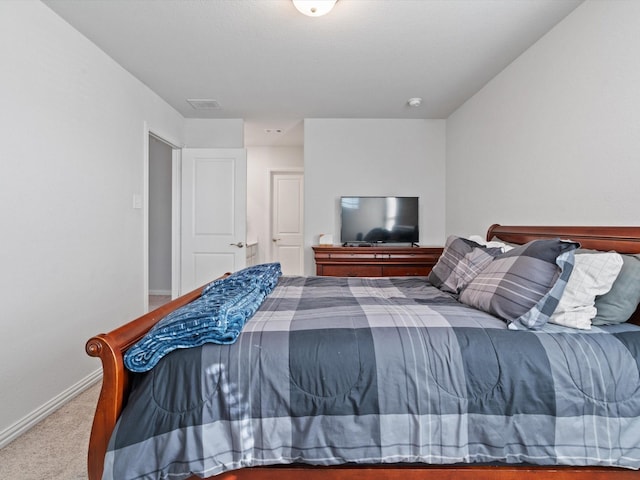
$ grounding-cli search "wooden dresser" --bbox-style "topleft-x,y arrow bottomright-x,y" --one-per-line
312,245 -> 443,277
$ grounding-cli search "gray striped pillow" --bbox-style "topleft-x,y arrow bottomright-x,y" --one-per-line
441,247 -> 502,294
459,239 -> 579,329
429,236 -> 484,289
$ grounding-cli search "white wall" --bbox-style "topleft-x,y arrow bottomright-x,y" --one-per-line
446,0 -> 640,237
247,146 -> 304,265
0,1 -> 184,444
184,119 -> 244,148
304,119 -> 446,275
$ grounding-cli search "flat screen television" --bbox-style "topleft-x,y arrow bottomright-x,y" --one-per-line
340,196 -> 419,245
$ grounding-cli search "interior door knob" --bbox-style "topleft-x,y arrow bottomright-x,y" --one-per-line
229,242 -> 245,248
272,238 -> 281,243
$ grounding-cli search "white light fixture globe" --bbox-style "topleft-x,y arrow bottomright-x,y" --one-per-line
292,0 -> 337,17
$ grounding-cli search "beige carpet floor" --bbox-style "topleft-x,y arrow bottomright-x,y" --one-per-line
0,380 -> 100,479
1,296 -> 170,479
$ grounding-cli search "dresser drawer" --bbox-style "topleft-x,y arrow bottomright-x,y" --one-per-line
382,265 -> 432,276
320,265 -> 383,277
325,252 -> 377,260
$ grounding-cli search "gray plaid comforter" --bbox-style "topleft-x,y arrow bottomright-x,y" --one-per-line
103,276 -> 640,479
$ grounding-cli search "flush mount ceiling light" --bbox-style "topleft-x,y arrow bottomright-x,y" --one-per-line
292,0 -> 337,17
407,97 -> 423,107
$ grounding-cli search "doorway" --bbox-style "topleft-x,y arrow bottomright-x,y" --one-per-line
147,134 -> 177,311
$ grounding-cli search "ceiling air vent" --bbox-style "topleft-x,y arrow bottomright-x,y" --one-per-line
186,99 -> 221,110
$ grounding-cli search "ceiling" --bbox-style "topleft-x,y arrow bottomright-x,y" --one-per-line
43,0 -> 583,146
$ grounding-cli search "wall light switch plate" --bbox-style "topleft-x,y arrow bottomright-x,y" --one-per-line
133,194 -> 142,209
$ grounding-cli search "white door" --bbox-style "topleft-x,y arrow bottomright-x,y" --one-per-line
181,148 -> 246,293
271,171 -> 304,275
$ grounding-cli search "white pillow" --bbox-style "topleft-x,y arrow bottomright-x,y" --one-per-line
467,235 -> 514,252
549,252 -> 623,329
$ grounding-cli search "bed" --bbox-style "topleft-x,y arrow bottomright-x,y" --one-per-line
86,224 -> 640,480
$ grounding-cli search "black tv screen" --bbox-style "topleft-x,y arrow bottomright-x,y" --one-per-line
340,196 -> 419,245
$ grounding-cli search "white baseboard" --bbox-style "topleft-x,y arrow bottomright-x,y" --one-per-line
149,289 -> 171,296
0,368 -> 102,449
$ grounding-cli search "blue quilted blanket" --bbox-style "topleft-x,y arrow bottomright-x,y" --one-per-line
106,276 -> 640,479
124,263 -> 281,372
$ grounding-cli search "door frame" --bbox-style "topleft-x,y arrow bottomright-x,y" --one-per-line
268,168 -> 304,267
143,122 -> 183,311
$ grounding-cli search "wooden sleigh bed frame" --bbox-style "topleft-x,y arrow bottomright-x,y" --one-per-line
86,224 -> 640,480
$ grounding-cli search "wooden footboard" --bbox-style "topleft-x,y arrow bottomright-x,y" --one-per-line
86,225 -> 640,480
216,465 -> 639,479
86,283 -> 209,480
